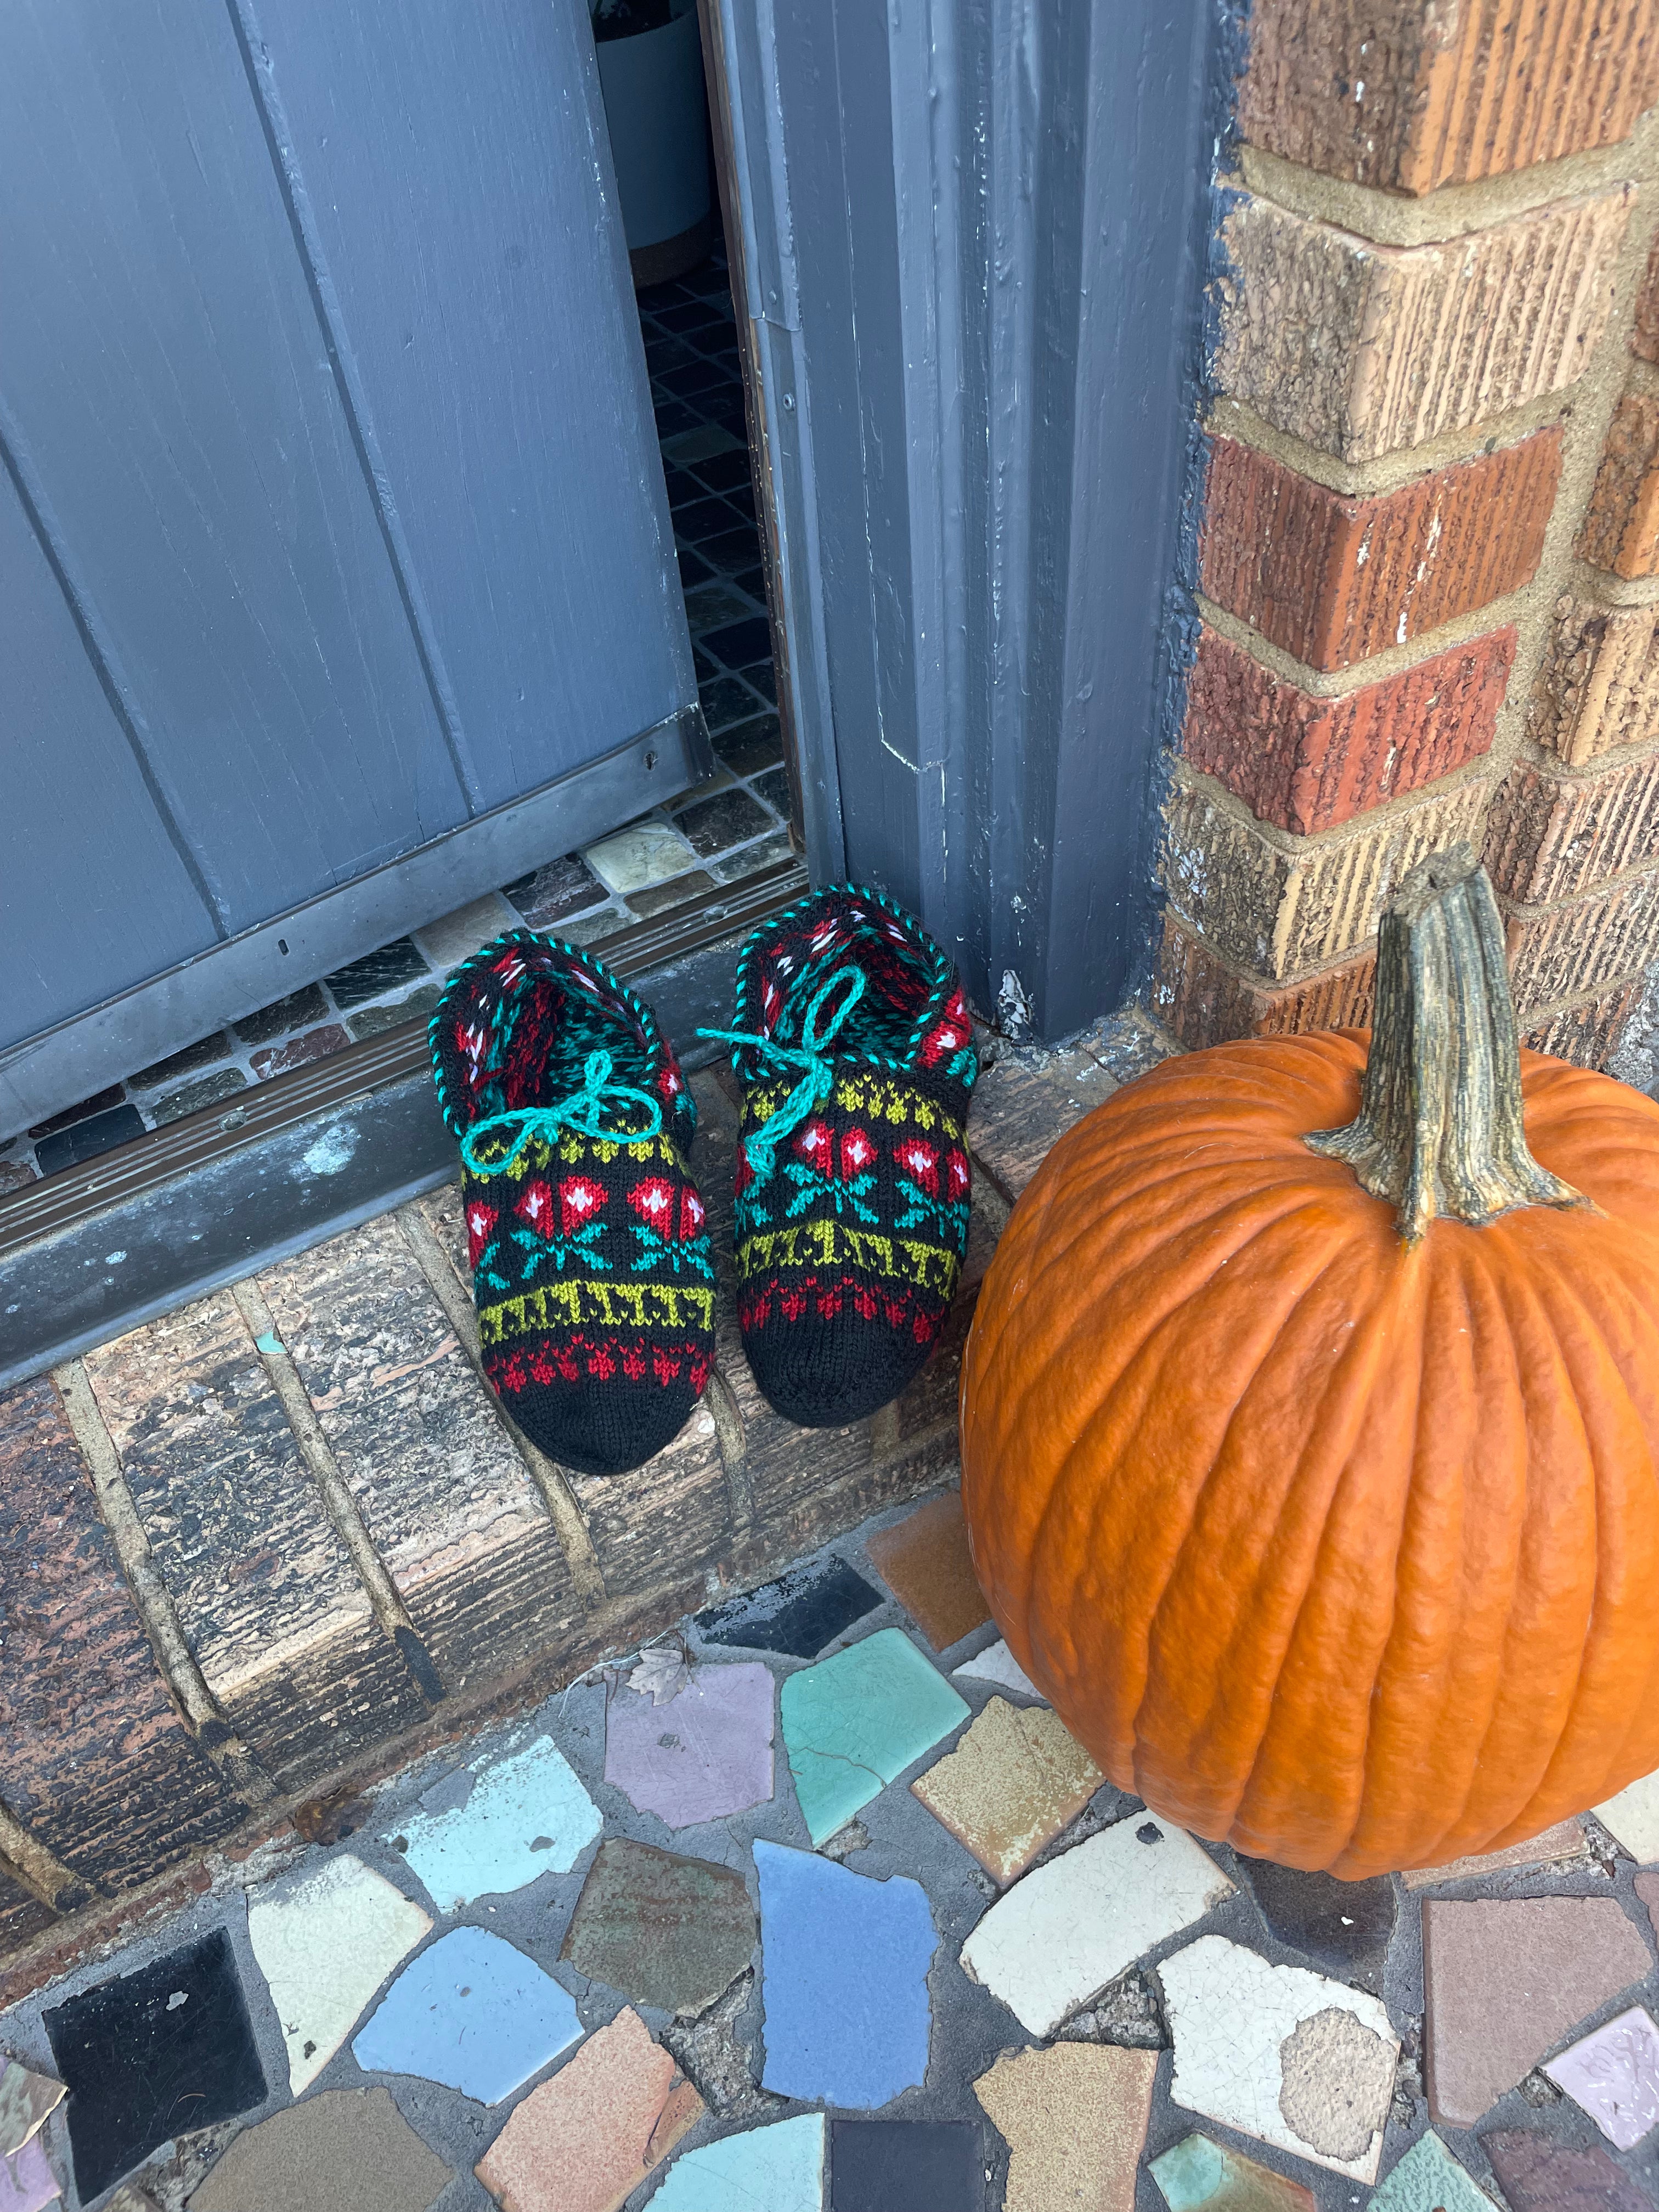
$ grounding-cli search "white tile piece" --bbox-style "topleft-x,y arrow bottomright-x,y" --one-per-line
413,894 -> 518,970
958,1812 -> 1233,2036
579,821 -> 698,895
247,1854 -> 432,2094
1594,1770 -> 1659,1865
397,1735 -> 602,1911
1544,2004 -> 1659,2150
1160,1934 -> 1400,2183
952,1640 -> 1047,1704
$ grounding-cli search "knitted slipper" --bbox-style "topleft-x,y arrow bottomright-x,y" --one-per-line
430,933 -> 714,1476
702,884 -> 978,1426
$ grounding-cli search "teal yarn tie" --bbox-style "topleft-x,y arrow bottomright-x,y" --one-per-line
699,964 -> 867,1180
458,1048 -> 664,1177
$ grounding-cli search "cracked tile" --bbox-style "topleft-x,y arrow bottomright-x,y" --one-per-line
474,2006 -> 702,2212
779,1627 -> 969,1846
1237,1859 -> 1395,1994
650,2113 -> 825,2211
1594,1772 -> 1659,1864
352,1927 -> 582,2104
1368,2132 -> 1497,2212
560,1838 -> 757,2016
754,1841 -> 936,2108
190,2087 -> 451,2212
1423,1898 -> 1651,2125
975,2043 -> 1156,2212
1543,2006 -> 1659,2149
603,1660 -> 774,1829
44,1926 -> 267,2202
952,1640 -> 1046,1702
0,2062 -> 62,2159
659,1970 -> 785,2126
247,1854 -> 431,2094
697,1558 -> 884,1659
829,2119 -> 982,2211
960,1812 -> 1233,2038
393,1735 -> 601,1910
911,1696 -> 1102,1884
864,1493 -> 991,1651
1160,1934 -> 1398,2182
1150,2132 -> 1315,2212
1483,2126 -> 1656,2212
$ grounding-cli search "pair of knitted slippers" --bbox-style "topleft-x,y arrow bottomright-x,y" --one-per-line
429,884 -> 978,1475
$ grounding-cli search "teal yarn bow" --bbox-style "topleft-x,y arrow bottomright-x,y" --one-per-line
700,964 -> 867,1181
458,1048 -> 664,1177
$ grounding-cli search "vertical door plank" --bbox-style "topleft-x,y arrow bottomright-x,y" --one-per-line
0,0 -> 464,935
0,464 -> 216,1054
253,0 -> 696,808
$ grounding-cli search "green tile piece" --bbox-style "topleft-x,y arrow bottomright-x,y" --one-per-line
780,1626 -> 969,1845
1368,2133 -> 1497,2212
1152,2133 -> 1314,2212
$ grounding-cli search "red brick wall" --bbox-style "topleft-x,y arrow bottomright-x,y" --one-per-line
1154,0 -> 1659,1069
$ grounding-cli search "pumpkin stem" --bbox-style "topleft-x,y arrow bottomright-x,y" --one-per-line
1304,845 -> 1588,1243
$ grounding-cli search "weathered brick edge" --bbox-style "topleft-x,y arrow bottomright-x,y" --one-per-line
0,1035 -> 1132,2004
1156,0 -> 1659,1070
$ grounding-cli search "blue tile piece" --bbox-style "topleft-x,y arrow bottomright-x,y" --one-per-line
698,1556 -> 884,1659
396,1734 -> 601,1911
755,1841 -> 935,2109
650,2112 -> 826,2210
351,1927 -> 582,2105
780,1627 -> 969,1844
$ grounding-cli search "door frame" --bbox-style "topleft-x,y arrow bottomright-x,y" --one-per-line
700,0 -> 1223,1041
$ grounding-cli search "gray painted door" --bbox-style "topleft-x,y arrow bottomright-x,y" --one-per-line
0,0 -> 699,1126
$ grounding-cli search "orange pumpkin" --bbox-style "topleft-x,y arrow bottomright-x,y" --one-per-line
960,851 -> 1659,1877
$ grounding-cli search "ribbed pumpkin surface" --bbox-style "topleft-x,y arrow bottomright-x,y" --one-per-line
959,1030 -> 1659,1877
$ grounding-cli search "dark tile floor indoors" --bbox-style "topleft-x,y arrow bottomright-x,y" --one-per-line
0,249 -> 791,1197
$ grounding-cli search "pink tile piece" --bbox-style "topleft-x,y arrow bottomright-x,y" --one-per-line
0,2137 -> 60,2212
1636,1871 -> 1659,1943
605,1662 -> 774,1829
1544,2005 -> 1659,2151
1421,1898 -> 1651,2125
475,2006 -> 704,2212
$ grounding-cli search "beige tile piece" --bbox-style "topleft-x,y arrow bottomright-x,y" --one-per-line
1401,1818 -> 1588,1889
413,894 -> 517,970
475,2007 -> 703,2212
1596,1770 -> 1659,1864
189,2087 -> 450,2212
865,1491 -> 990,1651
0,2059 -> 63,2157
912,1697 -> 1102,1884
975,2043 -> 1158,2212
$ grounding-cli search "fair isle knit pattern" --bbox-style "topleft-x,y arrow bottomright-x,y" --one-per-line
430,933 -> 713,1477
713,884 -> 978,1427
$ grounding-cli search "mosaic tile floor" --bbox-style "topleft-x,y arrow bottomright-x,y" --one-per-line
0,250 -> 791,1194
4,1486 -> 1658,2212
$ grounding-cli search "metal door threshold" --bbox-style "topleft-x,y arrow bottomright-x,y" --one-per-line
0,859 -> 806,1390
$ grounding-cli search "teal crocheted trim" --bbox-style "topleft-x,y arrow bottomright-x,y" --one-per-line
428,931 -> 691,1145
726,882 -> 961,1078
